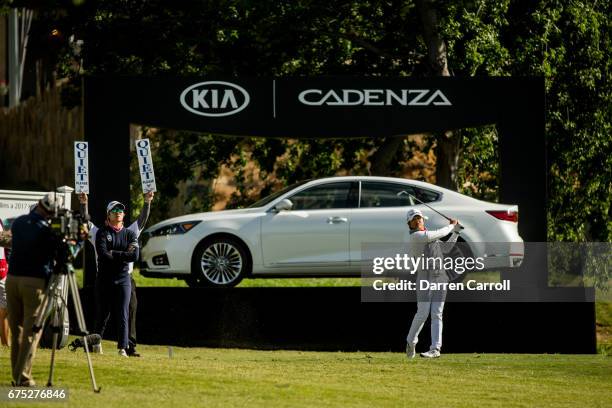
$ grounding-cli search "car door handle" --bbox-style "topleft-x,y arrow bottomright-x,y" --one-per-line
327,217 -> 348,224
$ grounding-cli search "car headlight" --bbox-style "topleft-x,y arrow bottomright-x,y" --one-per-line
150,221 -> 201,237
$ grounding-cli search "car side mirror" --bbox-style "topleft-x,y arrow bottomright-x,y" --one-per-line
272,199 -> 293,212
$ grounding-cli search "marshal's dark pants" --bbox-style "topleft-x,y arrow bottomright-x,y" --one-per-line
128,276 -> 137,350
95,275 -> 138,351
95,278 -> 130,350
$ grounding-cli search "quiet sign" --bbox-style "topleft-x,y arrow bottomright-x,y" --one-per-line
74,141 -> 89,193
136,138 -> 157,193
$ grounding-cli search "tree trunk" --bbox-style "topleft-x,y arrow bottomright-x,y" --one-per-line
434,130 -> 462,189
369,136 -> 404,175
417,0 -> 461,190
416,0 -> 449,76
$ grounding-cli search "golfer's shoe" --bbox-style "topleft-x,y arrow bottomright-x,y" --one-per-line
126,347 -> 141,357
406,343 -> 416,359
92,343 -> 103,354
420,349 -> 441,358
118,349 -> 128,357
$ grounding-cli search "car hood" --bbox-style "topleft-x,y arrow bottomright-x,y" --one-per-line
145,208 -> 263,232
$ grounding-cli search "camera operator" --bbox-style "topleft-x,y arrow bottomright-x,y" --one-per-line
79,191 -> 153,357
6,193 -> 57,386
94,201 -> 139,357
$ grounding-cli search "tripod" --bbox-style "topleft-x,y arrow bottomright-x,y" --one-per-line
17,244 -> 101,392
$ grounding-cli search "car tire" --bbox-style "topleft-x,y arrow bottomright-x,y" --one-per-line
190,236 -> 250,287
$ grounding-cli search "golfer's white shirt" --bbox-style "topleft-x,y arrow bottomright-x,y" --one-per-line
404,224 -> 456,258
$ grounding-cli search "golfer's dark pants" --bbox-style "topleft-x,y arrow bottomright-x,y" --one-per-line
95,276 -> 138,350
95,279 -> 130,349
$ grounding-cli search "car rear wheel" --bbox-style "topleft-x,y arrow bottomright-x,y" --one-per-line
190,237 -> 250,287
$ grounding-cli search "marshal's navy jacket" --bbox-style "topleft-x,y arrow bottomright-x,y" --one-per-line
95,225 -> 139,285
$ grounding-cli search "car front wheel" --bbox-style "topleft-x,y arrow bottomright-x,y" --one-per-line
190,237 -> 250,287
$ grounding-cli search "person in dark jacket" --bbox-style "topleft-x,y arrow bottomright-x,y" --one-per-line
80,192 -> 153,356
6,193 -> 58,385
95,201 -> 139,357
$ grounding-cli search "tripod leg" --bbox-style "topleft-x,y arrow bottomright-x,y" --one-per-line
47,331 -> 59,387
47,274 -> 71,387
68,272 -> 87,335
82,336 -> 100,393
67,271 -> 101,393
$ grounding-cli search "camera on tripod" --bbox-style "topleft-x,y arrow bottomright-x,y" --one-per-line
43,191 -> 89,270
18,189 -> 101,391
50,208 -> 86,243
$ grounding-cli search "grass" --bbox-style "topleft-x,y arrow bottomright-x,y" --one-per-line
596,301 -> 612,355
129,269 -> 501,288
131,272 -> 364,288
8,270 -> 609,406
75,268 -> 362,288
0,343 -> 610,408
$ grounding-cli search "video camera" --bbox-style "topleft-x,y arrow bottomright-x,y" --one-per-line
49,207 -> 88,244
44,191 -> 90,271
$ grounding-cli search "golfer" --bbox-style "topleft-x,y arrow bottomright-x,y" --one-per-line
405,208 -> 461,359
95,201 -> 139,357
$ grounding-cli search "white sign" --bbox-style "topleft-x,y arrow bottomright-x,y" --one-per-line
136,138 -> 157,193
74,141 -> 90,193
0,188 -> 72,222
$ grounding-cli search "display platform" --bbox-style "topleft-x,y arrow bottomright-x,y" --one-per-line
77,287 -> 596,354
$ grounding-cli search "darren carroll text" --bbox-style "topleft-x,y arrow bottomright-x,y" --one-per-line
372,279 -> 511,291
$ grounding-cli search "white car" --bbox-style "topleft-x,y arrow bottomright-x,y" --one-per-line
140,176 -> 524,287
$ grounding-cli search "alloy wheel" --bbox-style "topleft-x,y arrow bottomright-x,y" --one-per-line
200,242 -> 243,285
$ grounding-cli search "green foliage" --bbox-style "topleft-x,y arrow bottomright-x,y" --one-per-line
130,128 -> 241,224
139,134 -> 393,219
457,125 -> 499,202
521,1 -> 612,243
0,1 -> 11,15
439,0 -> 512,76
439,0 -> 611,242
20,0 -> 611,242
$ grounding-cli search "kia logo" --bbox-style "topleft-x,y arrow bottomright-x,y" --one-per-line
180,81 -> 250,117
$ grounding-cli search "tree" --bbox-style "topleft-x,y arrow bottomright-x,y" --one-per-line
4,0 -> 610,242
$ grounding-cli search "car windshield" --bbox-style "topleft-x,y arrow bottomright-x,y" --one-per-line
248,180 -> 311,208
